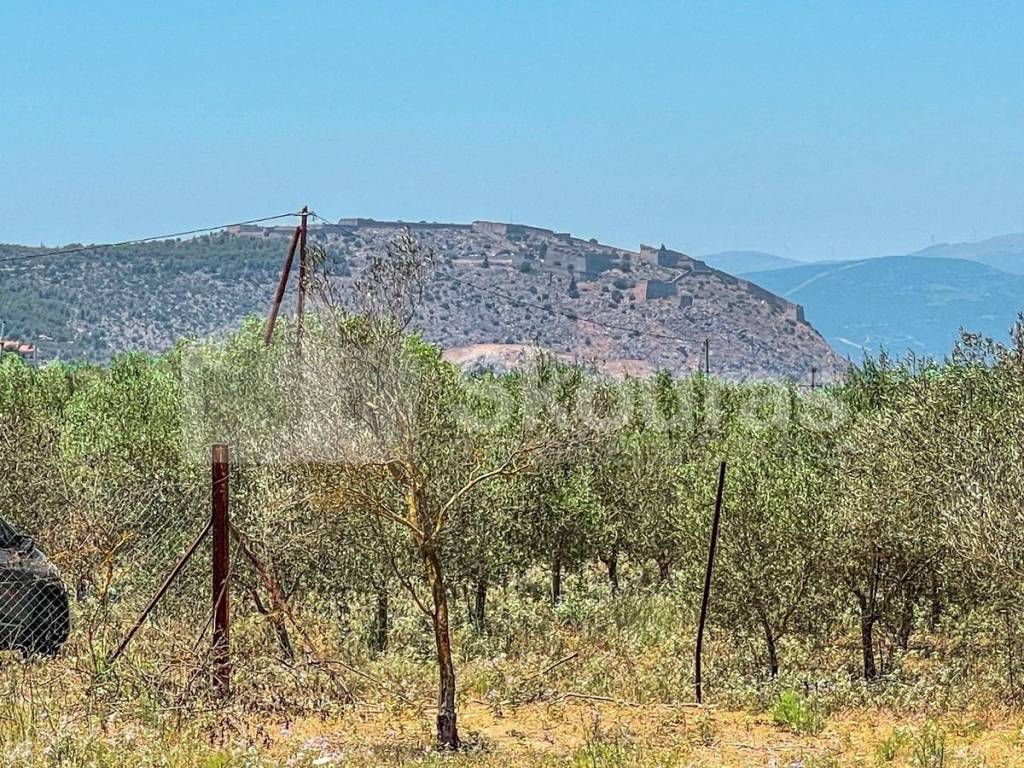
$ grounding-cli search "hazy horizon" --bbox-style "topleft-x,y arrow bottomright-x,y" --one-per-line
8,216 -> 1023,268
3,2 -> 1024,262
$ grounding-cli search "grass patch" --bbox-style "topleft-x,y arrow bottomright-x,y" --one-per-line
771,690 -> 825,735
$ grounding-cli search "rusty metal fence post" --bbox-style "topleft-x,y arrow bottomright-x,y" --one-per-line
211,443 -> 231,695
695,460 -> 726,705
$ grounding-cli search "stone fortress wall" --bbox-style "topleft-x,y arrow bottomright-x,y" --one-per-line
226,219 -> 806,324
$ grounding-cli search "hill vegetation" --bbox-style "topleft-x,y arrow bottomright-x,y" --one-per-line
0,221 -> 844,381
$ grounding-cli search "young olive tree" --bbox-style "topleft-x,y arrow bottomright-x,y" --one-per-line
296,234 -> 551,749
716,383 -> 842,676
834,361 -> 947,679
512,360 -> 609,605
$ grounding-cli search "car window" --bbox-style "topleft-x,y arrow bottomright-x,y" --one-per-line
0,516 -> 19,548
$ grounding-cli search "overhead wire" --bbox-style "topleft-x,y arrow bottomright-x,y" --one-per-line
3,207 -> 694,350
0,212 -> 305,265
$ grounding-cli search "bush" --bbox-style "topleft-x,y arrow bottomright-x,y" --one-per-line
911,721 -> 946,768
771,691 -> 824,735
875,727 -> 909,762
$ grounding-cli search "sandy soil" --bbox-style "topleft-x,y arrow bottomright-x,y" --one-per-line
248,700 -> 1024,766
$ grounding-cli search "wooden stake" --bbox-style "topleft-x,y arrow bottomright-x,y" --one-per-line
695,461 -> 726,705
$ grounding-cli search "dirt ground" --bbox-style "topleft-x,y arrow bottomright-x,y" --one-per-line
247,700 -> 1024,766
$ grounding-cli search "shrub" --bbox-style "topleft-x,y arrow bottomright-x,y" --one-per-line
876,727 -> 909,762
771,691 -> 824,735
911,721 -> 946,768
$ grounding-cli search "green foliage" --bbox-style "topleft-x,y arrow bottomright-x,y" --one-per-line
571,722 -> 631,768
911,721 -> 947,768
875,727 -> 910,763
770,690 -> 824,735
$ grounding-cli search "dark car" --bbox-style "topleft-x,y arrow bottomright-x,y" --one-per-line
0,516 -> 69,657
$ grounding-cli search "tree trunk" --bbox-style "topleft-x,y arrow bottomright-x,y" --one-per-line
422,543 -> 460,750
858,594 -> 878,681
656,553 -> 671,583
551,556 -> 563,606
929,574 -> 941,632
897,592 -> 915,652
270,608 -> 295,662
473,577 -> 487,632
602,554 -> 619,594
250,586 -> 295,662
372,583 -> 389,654
760,615 -> 779,677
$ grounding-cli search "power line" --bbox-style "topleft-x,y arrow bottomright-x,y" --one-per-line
309,211 -> 335,226
0,212 -> 305,266
0,207 -> 696,358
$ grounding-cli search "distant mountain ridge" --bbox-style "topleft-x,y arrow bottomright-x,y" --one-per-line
701,250 -> 804,273
905,233 -> 1024,274
743,254 -> 1024,359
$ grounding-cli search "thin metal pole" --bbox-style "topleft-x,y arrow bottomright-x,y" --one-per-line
264,226 -> 302,347
106,518 -> 212,665
695,461 -> 726,705
811,366 -> 817,390
703,338 -> 710,376
211,443 -> 231,695
296,205 -> 309,344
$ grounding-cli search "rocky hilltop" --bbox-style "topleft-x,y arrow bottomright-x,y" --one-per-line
239,218 -> 846,381
0,218 -> 846,381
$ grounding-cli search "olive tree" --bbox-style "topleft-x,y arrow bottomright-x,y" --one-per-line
296,234 -> 552,749
716,383 -> 843,676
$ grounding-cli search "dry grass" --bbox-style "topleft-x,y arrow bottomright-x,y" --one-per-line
3,683 -> 1023,767
2,574 -> 1020,766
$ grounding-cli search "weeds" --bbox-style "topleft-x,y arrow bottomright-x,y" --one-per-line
571,719 -> 630,768
875,727 -> 909,763
771,690 -> 825,735
911,720 -> 946,768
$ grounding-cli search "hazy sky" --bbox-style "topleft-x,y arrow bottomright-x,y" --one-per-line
2,2 -> 1022,261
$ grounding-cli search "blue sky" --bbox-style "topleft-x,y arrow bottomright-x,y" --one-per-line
1,1 -> 1022,260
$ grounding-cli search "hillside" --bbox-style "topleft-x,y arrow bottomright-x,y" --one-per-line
701,250 -> 803,273
0,219 -> 846,380
906,232 -> 1024,274
743,255 -> 1024,358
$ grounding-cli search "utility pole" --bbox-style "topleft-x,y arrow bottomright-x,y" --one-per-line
264,227 -> 301,347
703,338 -> 710,376
296,205 -> 309,344
810,366 -> 818,390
